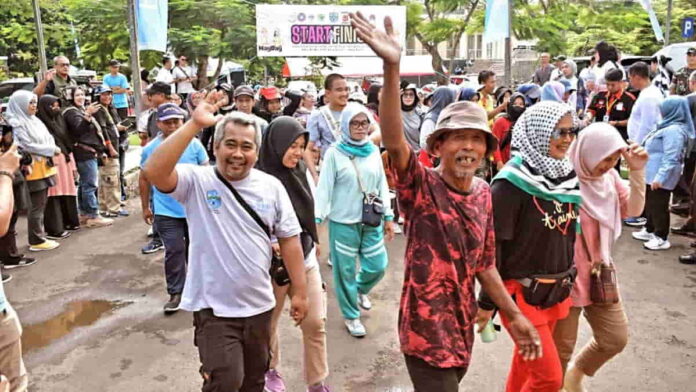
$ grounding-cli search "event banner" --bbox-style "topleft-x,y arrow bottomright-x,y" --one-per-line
255,5 -> 406,57
137,0 -> 168,52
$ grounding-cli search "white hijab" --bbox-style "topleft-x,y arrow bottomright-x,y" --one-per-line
6,90 -> 56,158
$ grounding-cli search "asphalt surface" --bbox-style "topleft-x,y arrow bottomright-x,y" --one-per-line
4,201 -> 696,391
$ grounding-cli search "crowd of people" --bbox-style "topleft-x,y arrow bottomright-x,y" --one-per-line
1,11 -> 696,392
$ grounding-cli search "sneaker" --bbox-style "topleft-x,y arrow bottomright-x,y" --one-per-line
393,223 -> 403,234
46,231 -> 71,240
644,237 -> 671,250
624,217 -> 647,227
117,209 -> 130,217
3,256 -> 36,269
344,318 -> 366,338
85,216 -> 114,228
65,225 -> 80,231
29,240 -> 60,252
632,228 -> 654,242
1,273 -> 11,283
163,294 -> 182,314
671,224 -> 695,237
141,239 -> 164,254
307,383 -> 332,392
264,369 -> 286,392
101,211 -> 118,218
358,293 -> 372,310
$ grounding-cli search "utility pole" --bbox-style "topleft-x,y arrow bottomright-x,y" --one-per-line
665,0 -> 673,46
504,0 -> 512,86
31,0 -> 48,78
127,0 -> 143,121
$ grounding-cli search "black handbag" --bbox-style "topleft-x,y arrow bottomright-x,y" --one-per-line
347,156 -> 384,227
214,168 -> 290,286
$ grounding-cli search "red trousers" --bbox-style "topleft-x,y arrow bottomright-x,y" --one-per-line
500,281 -> 567,392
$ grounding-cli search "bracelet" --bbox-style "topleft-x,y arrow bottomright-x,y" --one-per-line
0,170 -> 15,181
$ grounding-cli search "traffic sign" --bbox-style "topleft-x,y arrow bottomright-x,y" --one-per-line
683,17 -> 695,39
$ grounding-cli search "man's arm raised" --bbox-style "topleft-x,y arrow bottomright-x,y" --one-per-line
351,12 -> 410,178
143,90 -> 226,193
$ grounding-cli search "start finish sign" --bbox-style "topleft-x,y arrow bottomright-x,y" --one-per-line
255,4 -> 406,57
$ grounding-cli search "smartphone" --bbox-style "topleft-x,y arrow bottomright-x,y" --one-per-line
119,117 -> 135,129
85,96 -> 92,106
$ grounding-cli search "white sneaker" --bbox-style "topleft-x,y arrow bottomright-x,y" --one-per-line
358,293 -> 372,310
344,318 -> 366,338
632,228 -> 654,242
644,237 -> 671,250
393,223 -> 403,234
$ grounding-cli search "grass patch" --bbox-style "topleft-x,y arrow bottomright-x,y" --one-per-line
129,132 -> 141,146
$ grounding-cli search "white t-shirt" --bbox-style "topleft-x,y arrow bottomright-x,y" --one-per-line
171,165 -> 302,317
628,85 -> 664,144
172,66 -> 195,94
155,68 -> 175,94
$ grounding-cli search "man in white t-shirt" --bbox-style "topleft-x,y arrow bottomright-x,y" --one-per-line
142,91 -> 308,391
172,55 -> 196,99
627,61 -> 663,145
155,56 -> 175,95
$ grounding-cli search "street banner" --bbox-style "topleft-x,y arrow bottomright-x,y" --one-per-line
137,0 -> 168,52
638,0 -> 664,42
255,5 -> 406,57
483,0 -> 509,44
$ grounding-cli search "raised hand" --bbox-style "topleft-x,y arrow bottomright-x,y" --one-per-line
622,142 -> 648,171
350,12 -> 401,66
191,90 -> 226,128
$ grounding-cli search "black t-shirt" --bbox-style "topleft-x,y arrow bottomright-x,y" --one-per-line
491,179 -> 577,279
587,90 -> 636,140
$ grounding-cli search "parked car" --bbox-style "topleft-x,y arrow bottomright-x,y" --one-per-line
652,41 -> 696,73
0,77 -> 34,113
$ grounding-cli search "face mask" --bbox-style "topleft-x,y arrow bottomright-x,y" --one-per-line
508,105 -> 526,122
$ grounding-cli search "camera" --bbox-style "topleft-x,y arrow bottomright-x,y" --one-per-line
1,123 -> 34,167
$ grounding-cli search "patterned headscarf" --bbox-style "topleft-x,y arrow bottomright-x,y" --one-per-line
511,101 -> 575,179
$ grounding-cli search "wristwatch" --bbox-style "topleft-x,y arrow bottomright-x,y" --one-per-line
0,170 -> 15,181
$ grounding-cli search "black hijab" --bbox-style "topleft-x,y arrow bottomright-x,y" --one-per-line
36,94 -> 73,156
257,116 -> 318,244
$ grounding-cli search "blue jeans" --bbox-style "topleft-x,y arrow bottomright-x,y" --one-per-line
154,215 -> 188,295
76,158 -> 99,218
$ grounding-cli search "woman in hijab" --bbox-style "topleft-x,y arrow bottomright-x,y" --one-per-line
492,92 -> 527,170
477,101 -> 581,392
257,117 -> 332,392
632,96 -> 695,250
36,94 -> 80,237
315,102 -> 394,338
541,81 -> 567,103
458,87 -> 480,103
517,83 -> 541,106
495,86 -> 513,107
401,84 -> 422,152
419,86 -> 456,151
62,86 -> 113,228
554,123 -> 647,392
6,90 -> 61,251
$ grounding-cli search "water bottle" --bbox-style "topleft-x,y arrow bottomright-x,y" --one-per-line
480,319 -> 497,343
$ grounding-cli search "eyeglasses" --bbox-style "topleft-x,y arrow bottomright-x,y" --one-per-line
349,120 -> 370,129
551,127 -> 578,139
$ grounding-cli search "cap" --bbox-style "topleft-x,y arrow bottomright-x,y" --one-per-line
146,81 -> 171,96
554,55 -> 567,62
93,85 -> 112,95
157,103 -> 185,121
559,79 -> 575,92
426,101 -> 497,154
687,47 -> 696,55
259,86 -> 281,101
108,59 -> 121,67
234,85 -> 255,98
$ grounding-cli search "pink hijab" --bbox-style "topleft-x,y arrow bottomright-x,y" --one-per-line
569,123 -> 627,263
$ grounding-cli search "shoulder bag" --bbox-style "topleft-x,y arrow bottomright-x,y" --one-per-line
214,168 -> 290,286
346,155 -> 384,227
579,231 -> 619,304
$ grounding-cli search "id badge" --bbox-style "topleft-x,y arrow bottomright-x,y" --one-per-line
603,115 -> 610,122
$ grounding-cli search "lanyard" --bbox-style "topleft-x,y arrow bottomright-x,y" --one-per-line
605,91 -> 622,115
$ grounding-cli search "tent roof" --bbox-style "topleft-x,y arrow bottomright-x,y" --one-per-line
282,56 -> 442,78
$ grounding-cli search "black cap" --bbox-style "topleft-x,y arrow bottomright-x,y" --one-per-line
146,81 -> 171,96
553,55 -> 567,62
108,59 -> 121,67
687,47 -> 696,55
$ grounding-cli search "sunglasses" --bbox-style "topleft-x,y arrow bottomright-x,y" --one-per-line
551,127 -> 578,139
349,120 -> 370,129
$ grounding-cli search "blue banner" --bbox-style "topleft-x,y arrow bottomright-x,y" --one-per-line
483,0 -> 509,44
137,0 -> 168,52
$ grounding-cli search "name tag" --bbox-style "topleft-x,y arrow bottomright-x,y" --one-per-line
603,115 -> 610,122
616,102 -> 624,111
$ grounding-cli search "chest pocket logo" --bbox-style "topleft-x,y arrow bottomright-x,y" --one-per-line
206,190 -> 222,210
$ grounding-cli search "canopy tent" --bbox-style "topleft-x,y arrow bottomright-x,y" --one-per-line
282,55 -> 443,78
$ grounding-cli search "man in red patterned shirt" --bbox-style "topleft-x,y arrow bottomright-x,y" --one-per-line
351,12 -> 542,392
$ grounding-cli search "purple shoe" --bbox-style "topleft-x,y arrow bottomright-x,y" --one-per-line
307,383 -> 332,392
264,369 -> 286,392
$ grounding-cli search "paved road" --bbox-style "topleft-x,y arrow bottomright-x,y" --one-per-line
5,201 -> 696,391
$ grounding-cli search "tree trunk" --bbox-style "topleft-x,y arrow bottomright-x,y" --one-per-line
212,57 -> 224,81
196,55 -> 209,89
430,48 -> 448,85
